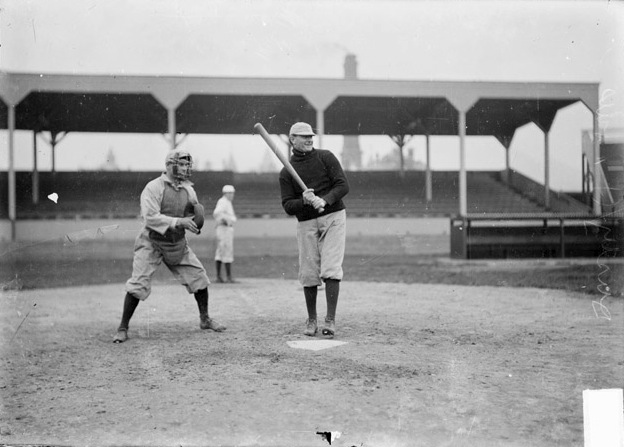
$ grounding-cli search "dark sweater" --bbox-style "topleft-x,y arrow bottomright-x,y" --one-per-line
279,148 -> 349,222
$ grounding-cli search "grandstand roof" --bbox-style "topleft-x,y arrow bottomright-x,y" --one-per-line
0,71 -> 603,240
0,71 -> 598,144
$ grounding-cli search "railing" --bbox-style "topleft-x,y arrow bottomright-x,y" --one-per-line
450,213 -> 623,259
582,130 -> 615,212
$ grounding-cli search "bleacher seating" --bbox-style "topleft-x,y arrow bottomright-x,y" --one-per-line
345,171 -> 574,217
0,170 -> 590,220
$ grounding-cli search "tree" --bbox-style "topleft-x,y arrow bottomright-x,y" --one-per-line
388,133 -> 414,179
223,152 -> 237,171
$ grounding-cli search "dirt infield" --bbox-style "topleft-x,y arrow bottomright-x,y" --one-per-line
1,278 -> 622,447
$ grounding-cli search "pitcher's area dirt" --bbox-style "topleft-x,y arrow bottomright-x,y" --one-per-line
1,279 -> 622,447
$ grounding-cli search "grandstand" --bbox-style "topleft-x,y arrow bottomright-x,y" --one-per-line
1,169 -> 590,220
2,165 -> 620,260
2,71 -> 620,258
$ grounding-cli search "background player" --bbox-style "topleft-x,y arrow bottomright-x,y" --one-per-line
212,184 -> 237,283
279,122 -> 350,338
113,149 -> 225,343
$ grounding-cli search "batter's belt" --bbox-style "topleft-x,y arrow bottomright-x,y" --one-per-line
149,228 -> 187,265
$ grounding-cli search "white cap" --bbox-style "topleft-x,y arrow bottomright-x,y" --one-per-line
289,122 -> 316,136
222,185 -> 235,193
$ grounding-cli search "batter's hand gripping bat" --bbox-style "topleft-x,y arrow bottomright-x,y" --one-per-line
254,123 -> 324,213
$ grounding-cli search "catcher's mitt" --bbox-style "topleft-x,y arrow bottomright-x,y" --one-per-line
184,202 -> 205,231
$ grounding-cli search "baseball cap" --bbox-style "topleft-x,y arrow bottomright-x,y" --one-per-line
289,122 -> 316,136
222,185 -> 235,193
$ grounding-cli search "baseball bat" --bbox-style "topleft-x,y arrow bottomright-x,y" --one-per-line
254,123 -> 324,213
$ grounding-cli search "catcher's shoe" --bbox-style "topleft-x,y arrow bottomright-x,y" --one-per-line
113,328 -> 128,343
200,316 -> 226,332
322,319 -> 335,339
304,319 -> 318,336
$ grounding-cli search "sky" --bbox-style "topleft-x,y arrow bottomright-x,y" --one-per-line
1,0 -> 622,190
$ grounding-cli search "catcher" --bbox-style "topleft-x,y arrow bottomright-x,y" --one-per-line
113,149 -> 226,343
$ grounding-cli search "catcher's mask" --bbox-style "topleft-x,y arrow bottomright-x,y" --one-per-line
165,149 -> 193,182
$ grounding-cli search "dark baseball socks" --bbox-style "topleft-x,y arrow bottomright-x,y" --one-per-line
118,292 -> 140,331
194,287 -> 209,317
195,288 -> 226,331
118,288 -> 211,330
215,261 -> 234,283
224,263 -> 234,282
304,279 -> 340,322
304,286 -> 318,320
324,279 -> 339,322
215,261 -> 223,282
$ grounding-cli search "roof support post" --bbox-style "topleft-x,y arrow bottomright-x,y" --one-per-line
458,110 -> 467,216
592,111 -> 602,215
447,94 -> 477,217
425,134 -> 432,203
33,131 -> 39,204
544,130 -> 551,210
303,90 -> 336,150
316,108 -> 325,148
8,105 -> 16,241
533,118 -> 554,212
39,132 -> 68,175
504,147 -> 510,185
151,89 -> 186,151
495,133 -> 515,186
168,107 -> 177,150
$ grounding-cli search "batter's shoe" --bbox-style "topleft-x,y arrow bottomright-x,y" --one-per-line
304,319 -> 318,336
215,276 -> 225,283
322,319 -> 335,339
226,277 -> 237,283
113,328 -> 128,343
200,316 -> 226,332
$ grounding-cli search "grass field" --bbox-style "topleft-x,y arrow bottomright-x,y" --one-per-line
1,234 -> 622,296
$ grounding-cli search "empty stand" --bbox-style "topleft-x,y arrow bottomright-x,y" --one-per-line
2,170 -> 590,220
345,171 -> 567,217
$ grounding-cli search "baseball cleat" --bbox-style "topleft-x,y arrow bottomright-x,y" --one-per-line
304,318 -> 318,336
322,319 -> 335,339
113,328 -> 128,343
200,316 -> 226,332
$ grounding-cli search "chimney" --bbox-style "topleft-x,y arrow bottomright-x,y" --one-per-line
342,53 -> 362,170
344,54 -> 358,80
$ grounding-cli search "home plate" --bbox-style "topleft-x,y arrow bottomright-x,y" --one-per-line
287,340 -> 348,351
